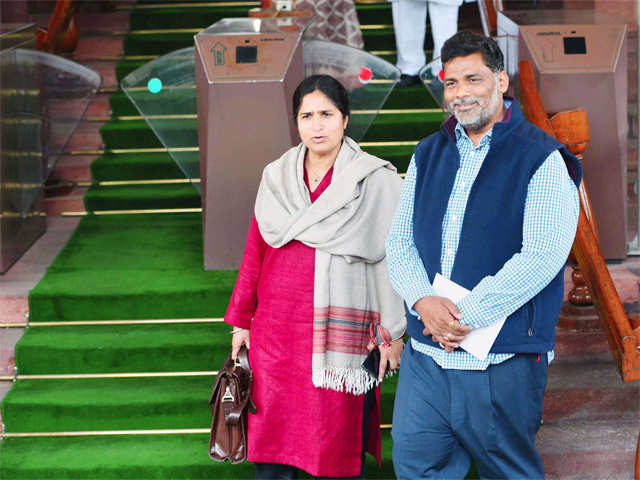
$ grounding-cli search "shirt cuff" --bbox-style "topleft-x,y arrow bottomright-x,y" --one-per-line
406,284 -> 436,317
456,287 -> 499,329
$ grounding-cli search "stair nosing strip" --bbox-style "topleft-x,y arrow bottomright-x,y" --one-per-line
27,318 -> 225,327
3,425 -> 392,438
131,1 -> 260,9
97,179 -> 200,186
2,428 -> 211,438
122,24 -> 393,35
60,208 -> 203,216
2,371 -> 218,381
71,141 -> 417,156
90,109 -> 442,122
117,79 -> 394,94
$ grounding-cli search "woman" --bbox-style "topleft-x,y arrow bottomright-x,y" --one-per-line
225,74 -> 405,479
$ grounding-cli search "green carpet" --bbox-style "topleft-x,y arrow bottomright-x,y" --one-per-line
27,214 -> 237,323
14,323 -> 231,374
2,373 -> 398,433
0,432 -> 404,479
90,152 -> 184,181
0,1 -> 451,478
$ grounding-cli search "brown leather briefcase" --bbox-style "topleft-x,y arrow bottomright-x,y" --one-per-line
208,346 -> 256,464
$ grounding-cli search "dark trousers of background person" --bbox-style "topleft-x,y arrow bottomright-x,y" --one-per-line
391,341 -> 548,479
254,388 -> 375,480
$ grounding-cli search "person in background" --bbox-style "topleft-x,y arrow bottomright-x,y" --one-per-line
297,0 -> 364,49
386,31 -> 582,478
225,74 -> 406,479
390,0 -> 462,87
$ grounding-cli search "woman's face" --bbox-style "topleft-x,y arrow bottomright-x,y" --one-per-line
296,89 -> 348,160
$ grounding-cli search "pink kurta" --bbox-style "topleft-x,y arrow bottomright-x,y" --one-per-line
224,168 -> 381,477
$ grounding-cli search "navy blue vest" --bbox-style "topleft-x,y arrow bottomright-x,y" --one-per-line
406,100 -> 582,354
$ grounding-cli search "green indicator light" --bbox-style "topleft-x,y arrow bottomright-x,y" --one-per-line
147,78 -> 162,94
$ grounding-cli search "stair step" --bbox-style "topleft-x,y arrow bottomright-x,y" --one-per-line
1,376 -> 215,432
89,148 -> 413,183
84,183 -> 200,211
537,418 -> 638,480
75,35 -> 124,61
91,152 -> 184,181
50,155 -> 96,184
0,296 -> 29,326
7,332 -> 633,430
44,187 -> 89,216
0,433 -> 255,479
107,82 -> 439,118
1,372 -> 395,433
86,92 -> 114,118
543,360 -> 639,422
27,213 -> 237,323
120,28 -> 409,56
99,112 -> 442,151
112,54 -> 411,84
127,3 -> 393,31
87,145 -> 416,183
80,60 -> 120,91
66,122 -> 104,153
0,431 -> 396,479
110,90 -> 138,116
553,329 -> 612,362
14,323 -> 231,375
116,58 -> 146,82
129,4 -> 254,30
0,372 -> 394,436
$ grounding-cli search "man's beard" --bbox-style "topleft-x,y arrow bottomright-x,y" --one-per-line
447,81 -> 501,132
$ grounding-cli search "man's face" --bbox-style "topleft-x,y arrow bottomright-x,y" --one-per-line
442,52 -> 509,133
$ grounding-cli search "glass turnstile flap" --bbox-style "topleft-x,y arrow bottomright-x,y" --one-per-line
121,47 -> 200,193
419,58 -> 445,111
303,40 -> 400,143
1,48 -> 101,216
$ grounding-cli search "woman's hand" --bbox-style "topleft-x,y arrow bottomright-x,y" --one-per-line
231,329 -> 250,360
378,338 -> 404,382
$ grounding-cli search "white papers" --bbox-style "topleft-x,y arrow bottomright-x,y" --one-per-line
432,273 -> 506,361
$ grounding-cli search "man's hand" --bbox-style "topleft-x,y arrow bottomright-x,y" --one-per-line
414,296 -> 472,351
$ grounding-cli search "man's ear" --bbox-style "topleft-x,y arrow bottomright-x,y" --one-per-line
497,70 -> 509,94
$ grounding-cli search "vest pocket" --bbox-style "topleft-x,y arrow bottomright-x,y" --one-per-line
527,300 -> 537,337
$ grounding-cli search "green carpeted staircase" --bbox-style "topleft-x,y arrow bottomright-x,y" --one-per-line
0,2 -> 445,478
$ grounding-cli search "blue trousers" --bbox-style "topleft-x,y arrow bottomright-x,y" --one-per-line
392,342 -> 547,479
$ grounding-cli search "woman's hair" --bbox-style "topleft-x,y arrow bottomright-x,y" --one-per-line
441,31 -> 504,73
292,74 -> 350,124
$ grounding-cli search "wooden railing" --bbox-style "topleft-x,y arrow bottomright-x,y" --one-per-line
36,0 -> 78,55
518,60 -> 640,383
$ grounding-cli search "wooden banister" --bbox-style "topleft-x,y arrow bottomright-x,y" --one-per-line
483,0 -> 498,37
36,0 -> 78,55
518,59 -> 640,382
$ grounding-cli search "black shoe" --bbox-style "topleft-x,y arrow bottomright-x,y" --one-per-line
397,74 -> 421,88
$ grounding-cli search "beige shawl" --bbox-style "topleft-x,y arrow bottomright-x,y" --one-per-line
255,137 -> 406,394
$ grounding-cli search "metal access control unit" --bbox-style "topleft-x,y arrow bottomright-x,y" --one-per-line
499,10 -> 628,259
195,18 -> 309,270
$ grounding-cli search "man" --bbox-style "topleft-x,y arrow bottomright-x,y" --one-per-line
386,31 -> 582,478
391,0 -> 462,87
